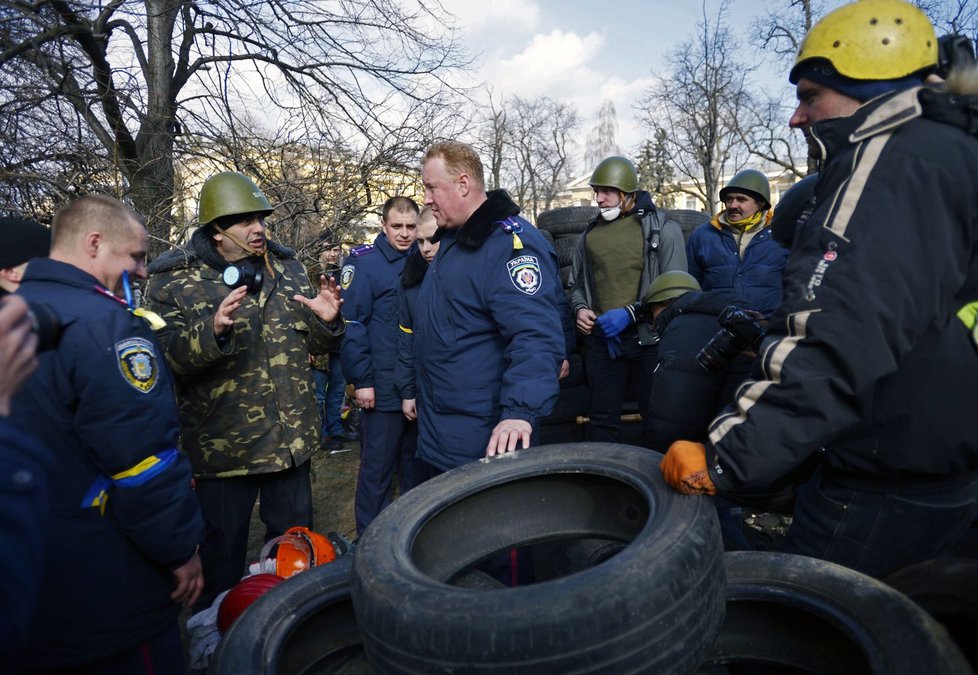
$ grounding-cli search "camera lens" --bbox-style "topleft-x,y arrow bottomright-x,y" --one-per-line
696,328 -> 741,373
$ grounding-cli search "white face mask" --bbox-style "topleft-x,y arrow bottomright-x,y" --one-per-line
599,206 -> 621,221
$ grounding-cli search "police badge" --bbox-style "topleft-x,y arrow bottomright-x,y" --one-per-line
507,255 -> 542,295
340,264 -> 355,290
116,337 -> 159,393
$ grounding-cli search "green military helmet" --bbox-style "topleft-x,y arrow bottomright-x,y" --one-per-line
644,271 -> 701,304
197,172 -> 275,226
589,156 -> 639,194
720,169 -> 771,210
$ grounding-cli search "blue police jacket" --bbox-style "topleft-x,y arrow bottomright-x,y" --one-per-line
414,190 -> 564,470
685,221 -> 789,316
11,258 -> 203,670
340,232 -> 415,411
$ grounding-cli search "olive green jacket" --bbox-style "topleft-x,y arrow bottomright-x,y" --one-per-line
145,233 -> 343,478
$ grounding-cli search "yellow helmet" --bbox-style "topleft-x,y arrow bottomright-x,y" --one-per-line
790,0 -> 937,83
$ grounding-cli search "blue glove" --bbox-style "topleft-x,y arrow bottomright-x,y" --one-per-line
606,335 -> 622,360
596,307 -> 634,339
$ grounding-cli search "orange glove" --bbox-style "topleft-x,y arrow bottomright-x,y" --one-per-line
660,441 -> 717,495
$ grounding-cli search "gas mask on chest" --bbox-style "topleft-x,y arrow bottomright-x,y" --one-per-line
222,257 -> 264,294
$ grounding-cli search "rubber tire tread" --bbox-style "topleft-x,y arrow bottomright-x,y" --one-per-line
351,442 -> 726,674
211,555 -> 364,675
536,206 -> 597,236
884,557 -> 978,669
553,233 -> 581,268
664,209 -> 709,244
703,551 -> 970,674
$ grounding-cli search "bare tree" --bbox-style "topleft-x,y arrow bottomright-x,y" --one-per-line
0,0 -> 469,252
638,0 -> 754,215
501,95 -> 579,221
751,0 -> 821,60
474,92 -> 509,191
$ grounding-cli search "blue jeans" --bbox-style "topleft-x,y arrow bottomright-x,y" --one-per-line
312,356 -> 346,438
783,468 -> 978,578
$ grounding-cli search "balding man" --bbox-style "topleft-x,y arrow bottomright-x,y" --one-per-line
11,195 -> 204,671
415,141 -> 564,470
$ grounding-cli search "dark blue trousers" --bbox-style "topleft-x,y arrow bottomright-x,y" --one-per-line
783,468 -> 978,578
312,356 -> 347,439
355,410 -> 419,534
583,328 -> 658,444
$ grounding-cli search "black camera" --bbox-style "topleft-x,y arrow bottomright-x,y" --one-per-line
937,34 -> 977,80
697,306 -> 765,374
27,301 -> 62,352
222,258 -> 264,294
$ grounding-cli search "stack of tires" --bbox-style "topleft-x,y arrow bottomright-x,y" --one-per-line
535,206 -> 597,291
210,444 -> 976,674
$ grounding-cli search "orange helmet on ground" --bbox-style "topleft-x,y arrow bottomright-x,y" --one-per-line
259,526 -> 338,578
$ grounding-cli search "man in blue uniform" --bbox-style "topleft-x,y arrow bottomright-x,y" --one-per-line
416,141 -> 564,469
11,195 -> 204,671
340,196 -> 419,534
661,0 -> 978,578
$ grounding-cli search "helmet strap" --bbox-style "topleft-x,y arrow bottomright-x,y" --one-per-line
212,223 -> 276,279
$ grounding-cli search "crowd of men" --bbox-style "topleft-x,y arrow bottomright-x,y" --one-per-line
1,0 -> 977,670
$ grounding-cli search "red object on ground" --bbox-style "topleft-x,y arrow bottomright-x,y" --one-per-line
217,573 -> 285,634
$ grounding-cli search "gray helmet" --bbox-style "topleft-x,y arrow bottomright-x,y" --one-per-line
644,271 -> 701,304
589,156 -> 639,193
720,169 -> 771,209
198,172 -> 274,226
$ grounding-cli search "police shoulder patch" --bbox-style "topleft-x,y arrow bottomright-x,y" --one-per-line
507,255 -> 542,295
116,337 -> 159,393
350,244 -> 375,258
340,264 -> 356,290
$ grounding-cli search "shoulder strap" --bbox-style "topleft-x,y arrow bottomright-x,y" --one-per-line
643,210 -> 663,252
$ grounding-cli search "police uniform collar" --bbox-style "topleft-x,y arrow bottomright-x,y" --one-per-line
147,228 -> 296,275
373,232 -> 413,262
21,256 -> 105,291
455,189 -> 521,249
400,249 -> 429,289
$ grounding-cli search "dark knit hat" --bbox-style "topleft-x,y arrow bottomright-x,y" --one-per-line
0,216 -> 51,269
792,60 -> 924,101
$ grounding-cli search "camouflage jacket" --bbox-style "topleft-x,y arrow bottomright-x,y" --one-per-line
145,230 -> 344,478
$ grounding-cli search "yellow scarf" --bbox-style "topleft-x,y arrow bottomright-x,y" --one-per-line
711,209 -> 772,233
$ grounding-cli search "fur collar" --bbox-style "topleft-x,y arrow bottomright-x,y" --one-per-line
148,227 -> 296,274
453,189 -> 521,249
400,249 -> 429,289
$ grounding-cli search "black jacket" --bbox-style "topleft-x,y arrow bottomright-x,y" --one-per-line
647,290 -> 746,452
708,86 -> 978,493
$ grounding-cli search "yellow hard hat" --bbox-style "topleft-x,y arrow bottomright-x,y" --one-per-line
790,0 -> 937,83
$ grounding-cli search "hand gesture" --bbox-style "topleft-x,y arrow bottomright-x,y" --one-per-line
214,285 -> 248,337
0,296 -> 39,416
576,308 -> 596,335
294,275 -> 343,324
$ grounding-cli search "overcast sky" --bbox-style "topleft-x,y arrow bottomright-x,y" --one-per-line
438,0 -> 850,171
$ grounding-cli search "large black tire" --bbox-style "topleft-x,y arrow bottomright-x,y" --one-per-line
536,206 -> 597,236
885,558 -> 978,669
537,227 -> 555,249
211,556 -> 367,675
351,443 -> 725,674
553,233 -> 581,268
703,551 -> 970,674
664,208 -> 708,244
